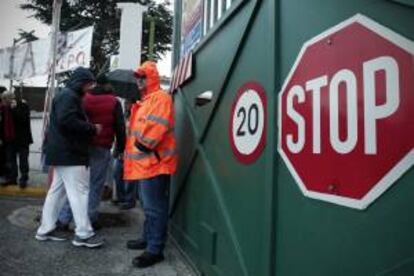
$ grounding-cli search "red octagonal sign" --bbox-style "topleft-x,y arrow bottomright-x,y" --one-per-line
278,14 -> 414,209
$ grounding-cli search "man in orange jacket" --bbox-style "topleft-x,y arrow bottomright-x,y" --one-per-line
124,61 -> 177,268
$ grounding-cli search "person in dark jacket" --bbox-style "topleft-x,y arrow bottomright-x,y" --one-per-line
0,86 -> 7,178
35,67 -> 104,248
1,91 -> 33,188
57,73 -> 126,229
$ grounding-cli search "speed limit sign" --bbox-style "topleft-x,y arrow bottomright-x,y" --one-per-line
229,82 -> 267,163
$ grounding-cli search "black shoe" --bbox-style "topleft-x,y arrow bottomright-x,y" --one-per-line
111,199 -> 122,206
0,181 -> 9,187
72,234 -> 104,248
1,179 -> 17,186
132,251 -> 164,268
127,239 -> 147,250
19,176 -> 28,186
119,202 -> 136,210
101,186 -> 112,201
35,229 -> 69,241
19,180 -> 27,189
92,221 -> 103,231
55,221 -> 71,232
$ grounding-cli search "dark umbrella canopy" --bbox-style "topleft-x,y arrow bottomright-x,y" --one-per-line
106,69 -> 140,100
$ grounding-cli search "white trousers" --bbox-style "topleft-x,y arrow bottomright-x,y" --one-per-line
37,166 -> 94,239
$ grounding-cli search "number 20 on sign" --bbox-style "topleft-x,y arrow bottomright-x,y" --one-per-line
230,82 -> 267,164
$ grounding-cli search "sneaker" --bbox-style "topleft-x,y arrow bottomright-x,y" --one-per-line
35,229 -> 69,241
127,239 -> 147,250
1,179 -> 17,187
92,221 -> 103,231
101,186 -> 112,201
19,181 -> 27,189
111,199 -> 122,206
119,202 -> 136,210
55,221 -> 71,232
72,234 -> 104,248
18,179 -> 28,189
132,251 -> 164,268
0,181 -> 9,187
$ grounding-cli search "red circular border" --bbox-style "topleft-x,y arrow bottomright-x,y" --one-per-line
229,81 -> 267,164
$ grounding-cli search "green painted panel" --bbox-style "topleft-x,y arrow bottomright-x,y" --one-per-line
179,0 -> 256,138
171,156 -> 248,276
275,1 -> 414,275
172,0 -> 414,275
171,0 -> 275,275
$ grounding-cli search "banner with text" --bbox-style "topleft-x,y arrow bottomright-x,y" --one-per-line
0,26 -> 94,80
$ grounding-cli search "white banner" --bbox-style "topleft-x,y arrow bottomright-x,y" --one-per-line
0,26 -> 94,80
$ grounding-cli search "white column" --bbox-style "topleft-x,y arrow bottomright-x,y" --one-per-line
116,2 -> 147,70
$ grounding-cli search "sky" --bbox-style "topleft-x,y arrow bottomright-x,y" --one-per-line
0,0 -> 173,87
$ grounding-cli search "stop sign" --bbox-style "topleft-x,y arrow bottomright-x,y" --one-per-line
278,14 -> 414,209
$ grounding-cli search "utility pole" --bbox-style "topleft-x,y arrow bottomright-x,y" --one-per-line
42,0 -> 78,185
48,0 -> 63,99
148,16 -> 156,61
42,0 -> 63,141
43,0 -> 80,128
47,0 -> 78,98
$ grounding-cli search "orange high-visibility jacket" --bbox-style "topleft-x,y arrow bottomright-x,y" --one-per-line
124,61 -> 177,180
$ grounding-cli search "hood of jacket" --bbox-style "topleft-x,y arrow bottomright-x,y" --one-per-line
66,67 -> 96,94
90,85 -> 114,95
134,61 -> 161,97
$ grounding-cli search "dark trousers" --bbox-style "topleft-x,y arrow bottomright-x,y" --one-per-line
114,158 -> 129,203
138,174 -> 170,255
119,159 -> 139,205
0,145 -> 7,176
5,144 -> 29,182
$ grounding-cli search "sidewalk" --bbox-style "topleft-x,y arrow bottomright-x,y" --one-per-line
0,196 -> 197,276
0,170 -> 48,197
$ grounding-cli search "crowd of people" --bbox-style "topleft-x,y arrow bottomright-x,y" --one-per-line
0,86 -> 33,188
34,61 -> 177,268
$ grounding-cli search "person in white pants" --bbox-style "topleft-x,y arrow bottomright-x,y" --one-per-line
35,67 -> 104,248
37,166 -> 94,242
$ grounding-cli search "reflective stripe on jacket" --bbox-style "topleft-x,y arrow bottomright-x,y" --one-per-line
124,61 -> 177,180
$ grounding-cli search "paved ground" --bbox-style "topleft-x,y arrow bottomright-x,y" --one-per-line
0,117 -> 197,275
0,196 -> 197,276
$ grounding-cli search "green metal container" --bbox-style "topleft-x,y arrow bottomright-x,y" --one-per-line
170,0 -> 414,275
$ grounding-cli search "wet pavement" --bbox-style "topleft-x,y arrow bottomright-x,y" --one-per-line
0,196 -> 197,276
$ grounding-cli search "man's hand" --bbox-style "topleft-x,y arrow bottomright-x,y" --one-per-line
112,151 -> 123,160
10,100 -> 17,108
95,124 -> 103,135
134,140 -> 151,153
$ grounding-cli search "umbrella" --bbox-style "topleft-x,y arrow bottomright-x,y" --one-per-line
106,69 -> 140,100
